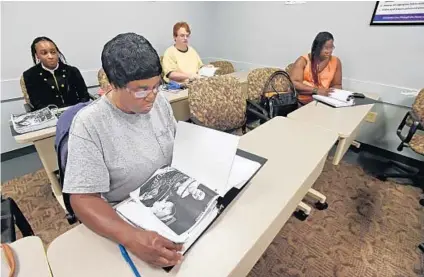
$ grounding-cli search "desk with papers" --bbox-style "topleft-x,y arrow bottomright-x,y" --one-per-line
46,117 -> 338,277
288,92 -> 379,165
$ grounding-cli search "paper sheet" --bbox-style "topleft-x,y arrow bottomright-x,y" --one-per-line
227,155 -> 262,191
198,67 -> 218,77
172,122 -> 240,196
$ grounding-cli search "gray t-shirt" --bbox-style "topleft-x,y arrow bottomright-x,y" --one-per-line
62,92 -> 177,204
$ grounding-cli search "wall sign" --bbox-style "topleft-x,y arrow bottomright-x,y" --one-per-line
370,1 -> 424,25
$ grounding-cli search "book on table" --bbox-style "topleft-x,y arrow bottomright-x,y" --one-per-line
312,88 -> 356,107
115,121 -> 267,259
10,107 -> 58,134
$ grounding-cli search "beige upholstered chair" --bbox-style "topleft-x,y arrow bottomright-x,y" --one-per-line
188,75 -> 246,134
377,88 -> 424,195
19,76 -> 33,112
210,60 -> 235,76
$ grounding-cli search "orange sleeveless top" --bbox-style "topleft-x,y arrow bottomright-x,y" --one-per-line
299,54 -> 338,104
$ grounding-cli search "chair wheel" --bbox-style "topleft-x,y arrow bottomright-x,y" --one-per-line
293,210 -> 308,221
419,199 -> 424,207
376,174 -> 387,181
315,201 -> 328,210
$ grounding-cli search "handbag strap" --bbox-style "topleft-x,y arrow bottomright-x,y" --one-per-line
1,243 -> 16,277
261,70 -> 298,98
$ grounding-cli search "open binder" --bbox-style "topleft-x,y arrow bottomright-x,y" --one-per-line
114,122 -> 267,272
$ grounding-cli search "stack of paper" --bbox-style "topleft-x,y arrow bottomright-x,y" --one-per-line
313,89 -> 355,108
11,107 -> 58,134
198,67 -> 218,77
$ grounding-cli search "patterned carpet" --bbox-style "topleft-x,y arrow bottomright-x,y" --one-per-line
1,158 -> 423,276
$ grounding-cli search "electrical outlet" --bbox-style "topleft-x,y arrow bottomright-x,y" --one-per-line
365,112 -> 377,123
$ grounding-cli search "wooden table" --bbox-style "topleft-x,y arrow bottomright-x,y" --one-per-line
46,116 -> 338,277
287,94 -> 378,165
1,236 -> 51,277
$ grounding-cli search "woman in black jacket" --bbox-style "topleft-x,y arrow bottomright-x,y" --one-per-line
22,37 -> 90,110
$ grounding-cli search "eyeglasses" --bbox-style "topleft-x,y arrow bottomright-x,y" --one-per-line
324,45 -> 336,51
178,34 -> 190,39
126,81 -> 163,99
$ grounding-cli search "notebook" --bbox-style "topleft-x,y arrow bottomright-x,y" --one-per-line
313,89 -> 355,108
115,122 -> 267,258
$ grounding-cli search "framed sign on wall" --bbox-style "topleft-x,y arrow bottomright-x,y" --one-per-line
370,1 -> 424,25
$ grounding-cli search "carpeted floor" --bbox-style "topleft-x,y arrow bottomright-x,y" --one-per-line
1,158 -> 423,277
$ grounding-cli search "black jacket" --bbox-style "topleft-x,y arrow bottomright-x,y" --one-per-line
22,62 -> 90,110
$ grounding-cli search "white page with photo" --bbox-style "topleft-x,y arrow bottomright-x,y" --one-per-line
171,122 -> 240,196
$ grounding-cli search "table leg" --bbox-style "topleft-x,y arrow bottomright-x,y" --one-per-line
332,127 -> 360,165
33,137 -> 65,211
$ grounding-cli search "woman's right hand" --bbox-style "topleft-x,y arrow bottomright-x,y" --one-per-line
125,228 -> 183,267
317,88 -> 333,96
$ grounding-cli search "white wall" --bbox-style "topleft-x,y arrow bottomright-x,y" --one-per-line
1,1 -> 216,153
209,1 -> 424,160
210,1 -> 423,100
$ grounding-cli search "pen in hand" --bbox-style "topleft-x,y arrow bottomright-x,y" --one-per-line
119,244 -> 142,277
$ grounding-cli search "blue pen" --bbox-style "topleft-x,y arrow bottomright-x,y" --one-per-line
119,244 -> 142,277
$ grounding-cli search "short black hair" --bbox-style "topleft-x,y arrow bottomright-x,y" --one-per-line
101,33 -> 162,88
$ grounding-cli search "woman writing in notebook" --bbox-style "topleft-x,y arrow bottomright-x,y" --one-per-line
290,31 -> 343,105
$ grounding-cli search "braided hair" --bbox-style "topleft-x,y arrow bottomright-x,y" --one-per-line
31,36 -> 67,65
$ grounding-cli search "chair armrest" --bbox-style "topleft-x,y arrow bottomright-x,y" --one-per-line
396,111 -> 420,151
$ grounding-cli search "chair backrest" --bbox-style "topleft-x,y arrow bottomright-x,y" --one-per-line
285,63 -> 294,75
188,75 -> 246,132
97,68 -> 110,90
413,88 -> 424,124
210,61 -> 235,76
247,67 -> 289,100
54,101 -> 91,221
19,76 -> 31,105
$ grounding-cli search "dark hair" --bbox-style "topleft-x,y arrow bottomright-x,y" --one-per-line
101,33 -> 162,89
310,31 -> 334,86
31,36 -> 66,65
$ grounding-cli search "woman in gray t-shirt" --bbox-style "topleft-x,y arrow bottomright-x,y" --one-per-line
62,33 -> 183,268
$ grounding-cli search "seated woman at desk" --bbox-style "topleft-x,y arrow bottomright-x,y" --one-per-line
22,37 -> 90,110
162,21 -> 211,83
290,31 -> 342,105
63,33 -> 183,268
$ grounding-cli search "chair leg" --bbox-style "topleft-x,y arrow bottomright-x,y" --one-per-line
9,198 -> 34,237
388,160 -> 419,174
378,172 -> 418,181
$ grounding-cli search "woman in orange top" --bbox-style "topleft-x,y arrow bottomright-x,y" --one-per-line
290,32 -> 342,105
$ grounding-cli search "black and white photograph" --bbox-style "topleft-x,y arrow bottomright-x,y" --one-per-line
11,107 -> 58,134
137,166 -> 218,235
